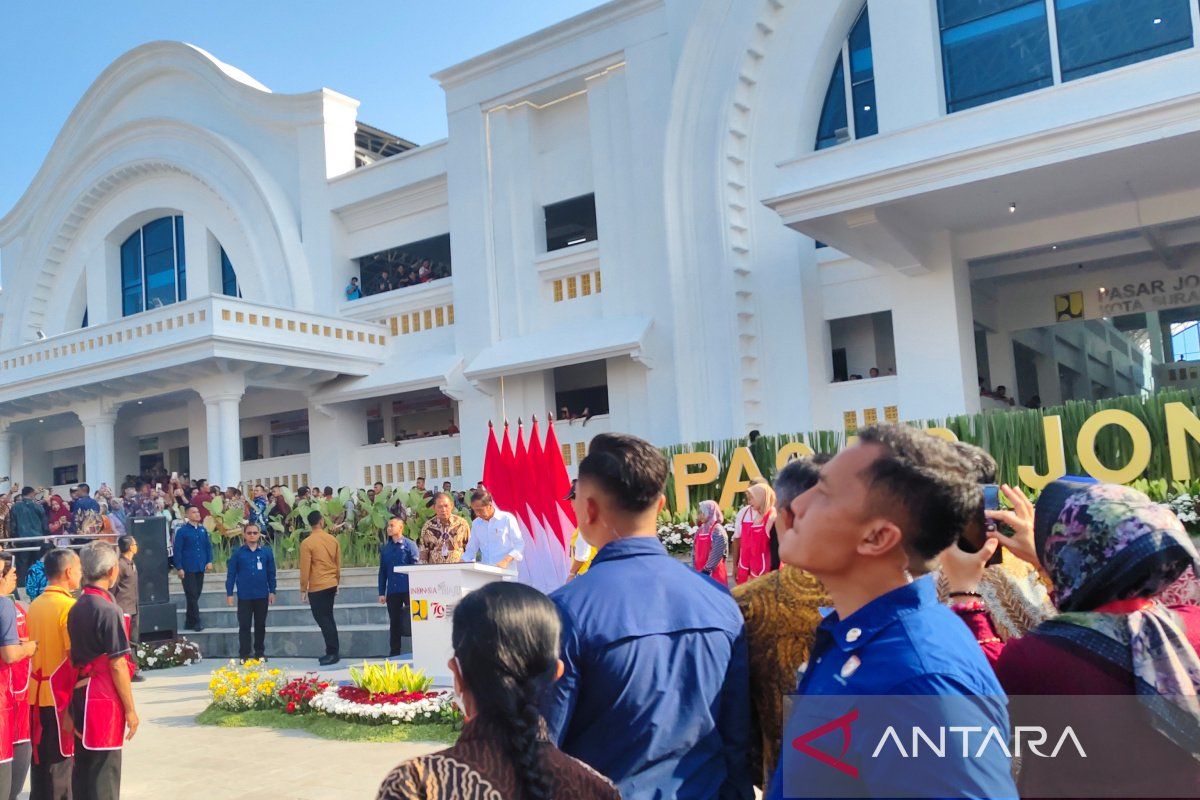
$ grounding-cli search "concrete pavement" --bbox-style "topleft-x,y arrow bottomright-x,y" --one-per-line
16,658 -> 443,800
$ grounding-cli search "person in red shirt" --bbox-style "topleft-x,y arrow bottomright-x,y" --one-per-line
189,480 -> 214,521
943,480 -> 1200,798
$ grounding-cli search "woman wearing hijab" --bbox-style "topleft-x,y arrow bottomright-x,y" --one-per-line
45,496 -> 71,548
692,500 -> 728,585
730,483 -> 775,585
942,480 -> 1200,797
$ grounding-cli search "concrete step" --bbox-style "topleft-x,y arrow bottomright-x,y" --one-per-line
189,567 -> 380,593
184,585 -> 382,609
178,602 -> 388,628
182,624 -> 401,660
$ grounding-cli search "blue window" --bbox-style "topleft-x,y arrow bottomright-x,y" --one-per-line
815,6 -> 877,150
938,0 -> 1195,113
220,248 -> 241,297
1055,0 -> 1193,81
119,216 -> 186,317
939,1 -> 1053,112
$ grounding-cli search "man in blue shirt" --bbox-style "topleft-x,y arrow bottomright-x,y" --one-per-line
377,515 -> 419,657
225,524 -> 276,661
767,424 -> 1017,800
542,433 -> 752,800
173,506 -> 212,632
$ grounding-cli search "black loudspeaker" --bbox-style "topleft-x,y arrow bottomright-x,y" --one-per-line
129,516 -> 176,640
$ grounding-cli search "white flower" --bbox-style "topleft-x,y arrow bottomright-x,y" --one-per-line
146,657 -> 157,666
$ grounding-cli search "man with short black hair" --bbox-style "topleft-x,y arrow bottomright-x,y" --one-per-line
225,524 -> 276,662
465,491 -> 523,572
767,424 -> 1015,799
71,483 -> 103,543
543,433 -> 752,799
10,486 -> 48,585
27,548 -> 81,800
174,506 -> 212,632
66,542 -> 138,800
299,511 -> 341,665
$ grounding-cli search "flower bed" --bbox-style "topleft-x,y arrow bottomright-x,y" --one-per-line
203,660 -> 462,734
310,684 -> 459,725
134,637 -> 202,670
656,521 -> 736,555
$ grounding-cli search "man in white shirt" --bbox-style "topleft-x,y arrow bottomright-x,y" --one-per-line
465,490 -> 524,570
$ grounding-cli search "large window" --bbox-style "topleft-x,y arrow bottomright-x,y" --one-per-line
938,0 -> 1194,113
356,233 -> 451,297
816,6 -> 878,149
1056,0 -> 1194,81
120,216 -> 186,316
544,194 -> 598,252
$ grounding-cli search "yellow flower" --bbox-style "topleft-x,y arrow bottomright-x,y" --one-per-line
237,687 -> 250,697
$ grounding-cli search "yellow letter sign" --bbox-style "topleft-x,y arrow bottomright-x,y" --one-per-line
718,447 -> 765,511
1018,415 -> 1068,492
672,452 -> 720,511
1075,409 -> 1152,485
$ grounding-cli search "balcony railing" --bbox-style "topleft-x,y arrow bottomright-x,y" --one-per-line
354,434 -> 463,488
0,295 -> 390,397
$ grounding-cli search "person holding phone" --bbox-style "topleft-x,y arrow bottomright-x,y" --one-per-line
933,442 -> 1054,641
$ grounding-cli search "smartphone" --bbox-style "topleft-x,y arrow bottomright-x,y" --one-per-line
958,483 -> 1003,566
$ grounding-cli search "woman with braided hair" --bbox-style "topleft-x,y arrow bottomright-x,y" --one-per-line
377,581 -> 618,800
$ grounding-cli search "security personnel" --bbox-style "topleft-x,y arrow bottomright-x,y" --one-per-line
173,506 -> 213,632
377,516 -> 418,657
27,549 -> 81,800
66,542 -> 139,800
225,525 -> 277,661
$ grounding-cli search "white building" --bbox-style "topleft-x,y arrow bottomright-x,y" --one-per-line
4,0 -> 1200,493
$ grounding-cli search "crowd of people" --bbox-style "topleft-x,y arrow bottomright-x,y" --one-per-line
344,257 -> 451,301
369,427 -> 1200,800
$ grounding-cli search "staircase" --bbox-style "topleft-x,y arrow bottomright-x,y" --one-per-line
172,567 -> 405,659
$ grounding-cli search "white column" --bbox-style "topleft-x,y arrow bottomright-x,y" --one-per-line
217,395 -> 242,490
77,408 -> 118,490
0,430 -> 14,491
203,398 -> 223,485
183,218 -> 213,301
202,391 -> 243,489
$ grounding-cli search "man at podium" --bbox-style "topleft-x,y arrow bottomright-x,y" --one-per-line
464,491 -> 523,571
418,494 -> 470,565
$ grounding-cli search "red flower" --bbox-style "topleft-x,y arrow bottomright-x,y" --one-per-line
285,701 -> 297,714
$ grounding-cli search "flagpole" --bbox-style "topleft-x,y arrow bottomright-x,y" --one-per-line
499,375 -> 507,425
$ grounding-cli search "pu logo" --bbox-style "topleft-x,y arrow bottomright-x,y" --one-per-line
411,599 -> 428,621
792,708 -> 860,778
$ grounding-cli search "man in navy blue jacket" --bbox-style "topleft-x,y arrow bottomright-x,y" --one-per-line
542,433 -> 752,800
173,506 -> 212,631
225,524 -> 276,661
377,516 -> 419,657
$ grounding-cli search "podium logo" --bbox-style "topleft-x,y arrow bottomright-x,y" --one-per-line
411,599 -> 429,621
792,708 -> 860,778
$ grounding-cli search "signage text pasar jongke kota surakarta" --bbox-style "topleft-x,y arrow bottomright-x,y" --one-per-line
1098,274 -> 1200,315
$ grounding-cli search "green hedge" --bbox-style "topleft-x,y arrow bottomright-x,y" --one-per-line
661,389 -> 1200,513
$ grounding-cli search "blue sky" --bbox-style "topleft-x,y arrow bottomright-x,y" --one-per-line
0,0 -> 604,216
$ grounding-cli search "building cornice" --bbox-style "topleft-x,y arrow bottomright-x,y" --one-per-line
763,85 -> 1200,227
333,176 -> 449,233
431,0 -> 662,90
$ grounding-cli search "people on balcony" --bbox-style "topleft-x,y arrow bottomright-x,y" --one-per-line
349,255 -> 452,301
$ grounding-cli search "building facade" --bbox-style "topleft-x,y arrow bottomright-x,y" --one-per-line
3,0 -> 1200,494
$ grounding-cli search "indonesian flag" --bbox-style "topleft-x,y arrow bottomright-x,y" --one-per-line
528,418 -> 565,547
512,423 -> 568,592
482,423 -> 513,512
543,418 -> 578,529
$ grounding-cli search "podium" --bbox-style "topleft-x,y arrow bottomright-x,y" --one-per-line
395,562 -> 516,685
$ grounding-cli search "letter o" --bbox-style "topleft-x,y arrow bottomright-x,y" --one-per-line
1075,409 -> 1152,484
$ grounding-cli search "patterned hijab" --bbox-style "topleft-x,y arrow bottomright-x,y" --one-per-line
1034,481 -> 1200,759
697,500 -> 723,527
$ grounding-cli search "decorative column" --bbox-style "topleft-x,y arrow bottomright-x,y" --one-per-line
201,389 -> 243,489
77,405 -> 118,490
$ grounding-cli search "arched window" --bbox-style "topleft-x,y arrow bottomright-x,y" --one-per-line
939,0 -> 1194,113
220,248 -> 241,298
120,216 -> 185,316
816,6 -> 877,150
